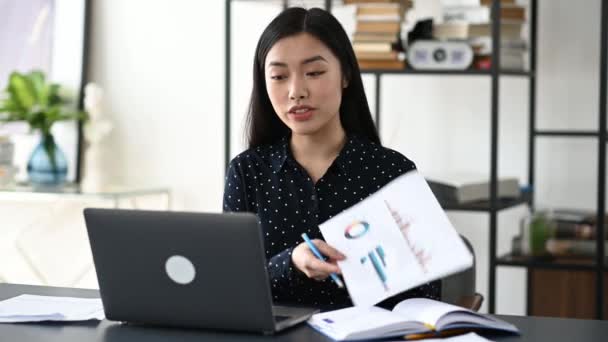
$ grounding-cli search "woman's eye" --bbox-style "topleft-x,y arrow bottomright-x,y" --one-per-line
270,75 -> 286,81
307,71 -> 326,77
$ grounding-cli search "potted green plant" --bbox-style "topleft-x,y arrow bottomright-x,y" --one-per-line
0,70 -> 87,185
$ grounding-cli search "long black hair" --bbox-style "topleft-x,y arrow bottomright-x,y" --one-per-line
246,7 -> 380,148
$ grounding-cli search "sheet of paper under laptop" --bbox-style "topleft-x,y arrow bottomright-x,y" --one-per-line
319,171 -> 473,307
0,294 -> 104,322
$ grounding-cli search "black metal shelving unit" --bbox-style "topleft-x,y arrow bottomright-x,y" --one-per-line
225,0 -> 607,319
494,0 -> 607,320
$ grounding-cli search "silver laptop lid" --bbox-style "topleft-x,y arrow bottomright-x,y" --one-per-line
84,208 -> 276,333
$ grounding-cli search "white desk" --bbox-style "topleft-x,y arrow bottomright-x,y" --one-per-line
0,184 -> 170,289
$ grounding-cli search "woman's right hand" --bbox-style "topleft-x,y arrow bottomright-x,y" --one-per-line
291,239 -> 346,281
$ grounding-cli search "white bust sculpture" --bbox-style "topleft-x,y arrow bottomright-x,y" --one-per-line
81,83 -> 113,192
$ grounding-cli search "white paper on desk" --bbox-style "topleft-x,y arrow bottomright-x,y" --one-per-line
0,294 -> 104,322
386,332 -> 495,342
319,171 -> 473,307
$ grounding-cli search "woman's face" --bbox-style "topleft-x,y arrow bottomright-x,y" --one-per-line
264,33 -> 345,137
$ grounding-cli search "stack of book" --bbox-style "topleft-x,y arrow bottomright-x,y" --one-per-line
542,209 -> 608,258
0,136 -> 16,186
425,174 -> 521,206
433,0 -> 528,70
346,0 -> 412,70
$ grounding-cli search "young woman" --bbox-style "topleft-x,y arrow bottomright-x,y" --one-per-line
223,7 -> 440,310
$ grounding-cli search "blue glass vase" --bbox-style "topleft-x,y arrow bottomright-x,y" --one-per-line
27,134 -> 68,186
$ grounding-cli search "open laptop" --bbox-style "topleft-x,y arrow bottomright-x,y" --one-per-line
83,208 -> 317,334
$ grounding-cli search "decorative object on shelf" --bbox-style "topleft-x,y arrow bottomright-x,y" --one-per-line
81,83 -> 113,193
0,70 -> 87,186
520,211 -> 553,256
406,18 -> 433,46
407,40 -> 474,70
27,134 -> 68,185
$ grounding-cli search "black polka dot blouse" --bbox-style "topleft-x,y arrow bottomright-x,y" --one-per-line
223,135 -> 441,310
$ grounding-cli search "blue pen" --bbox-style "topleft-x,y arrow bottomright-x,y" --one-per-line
301,233 -> 345,288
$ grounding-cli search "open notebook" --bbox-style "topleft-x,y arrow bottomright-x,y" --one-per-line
307,298 -> 519,341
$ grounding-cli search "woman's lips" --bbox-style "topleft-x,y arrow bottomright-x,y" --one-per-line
289,108 -> 314,121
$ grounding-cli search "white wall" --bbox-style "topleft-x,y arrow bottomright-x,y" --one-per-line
89,0 -> 604,314
88,0 -> 224,211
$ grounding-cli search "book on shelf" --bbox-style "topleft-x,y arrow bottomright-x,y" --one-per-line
551,208 -> 606,224
425,174 -> 521,205
550,209 -> 608,240
545,238 -> 608,257
353,41 -> 395,53
440,0 -> 516,6
473,50 -> 527,70
358,59 -> 405,70
500,5 -> 526,20
481,0 -> 517,4
356,20 -> 402,34
355,50 -> 404,60
468,36 -> 527,55
346,0 -> 413,13
532,208 -> 606,234
553,221 -> 597,240
357,13 -> 402,22
356,3 -> 403,16
500,50 -> 527,69
0,137 -> 13,164
353,32 -> 400,43
434,21 -> 524,40
345,0 -> 412,6
307,298 -> 519,341
443,5 -> 526,24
